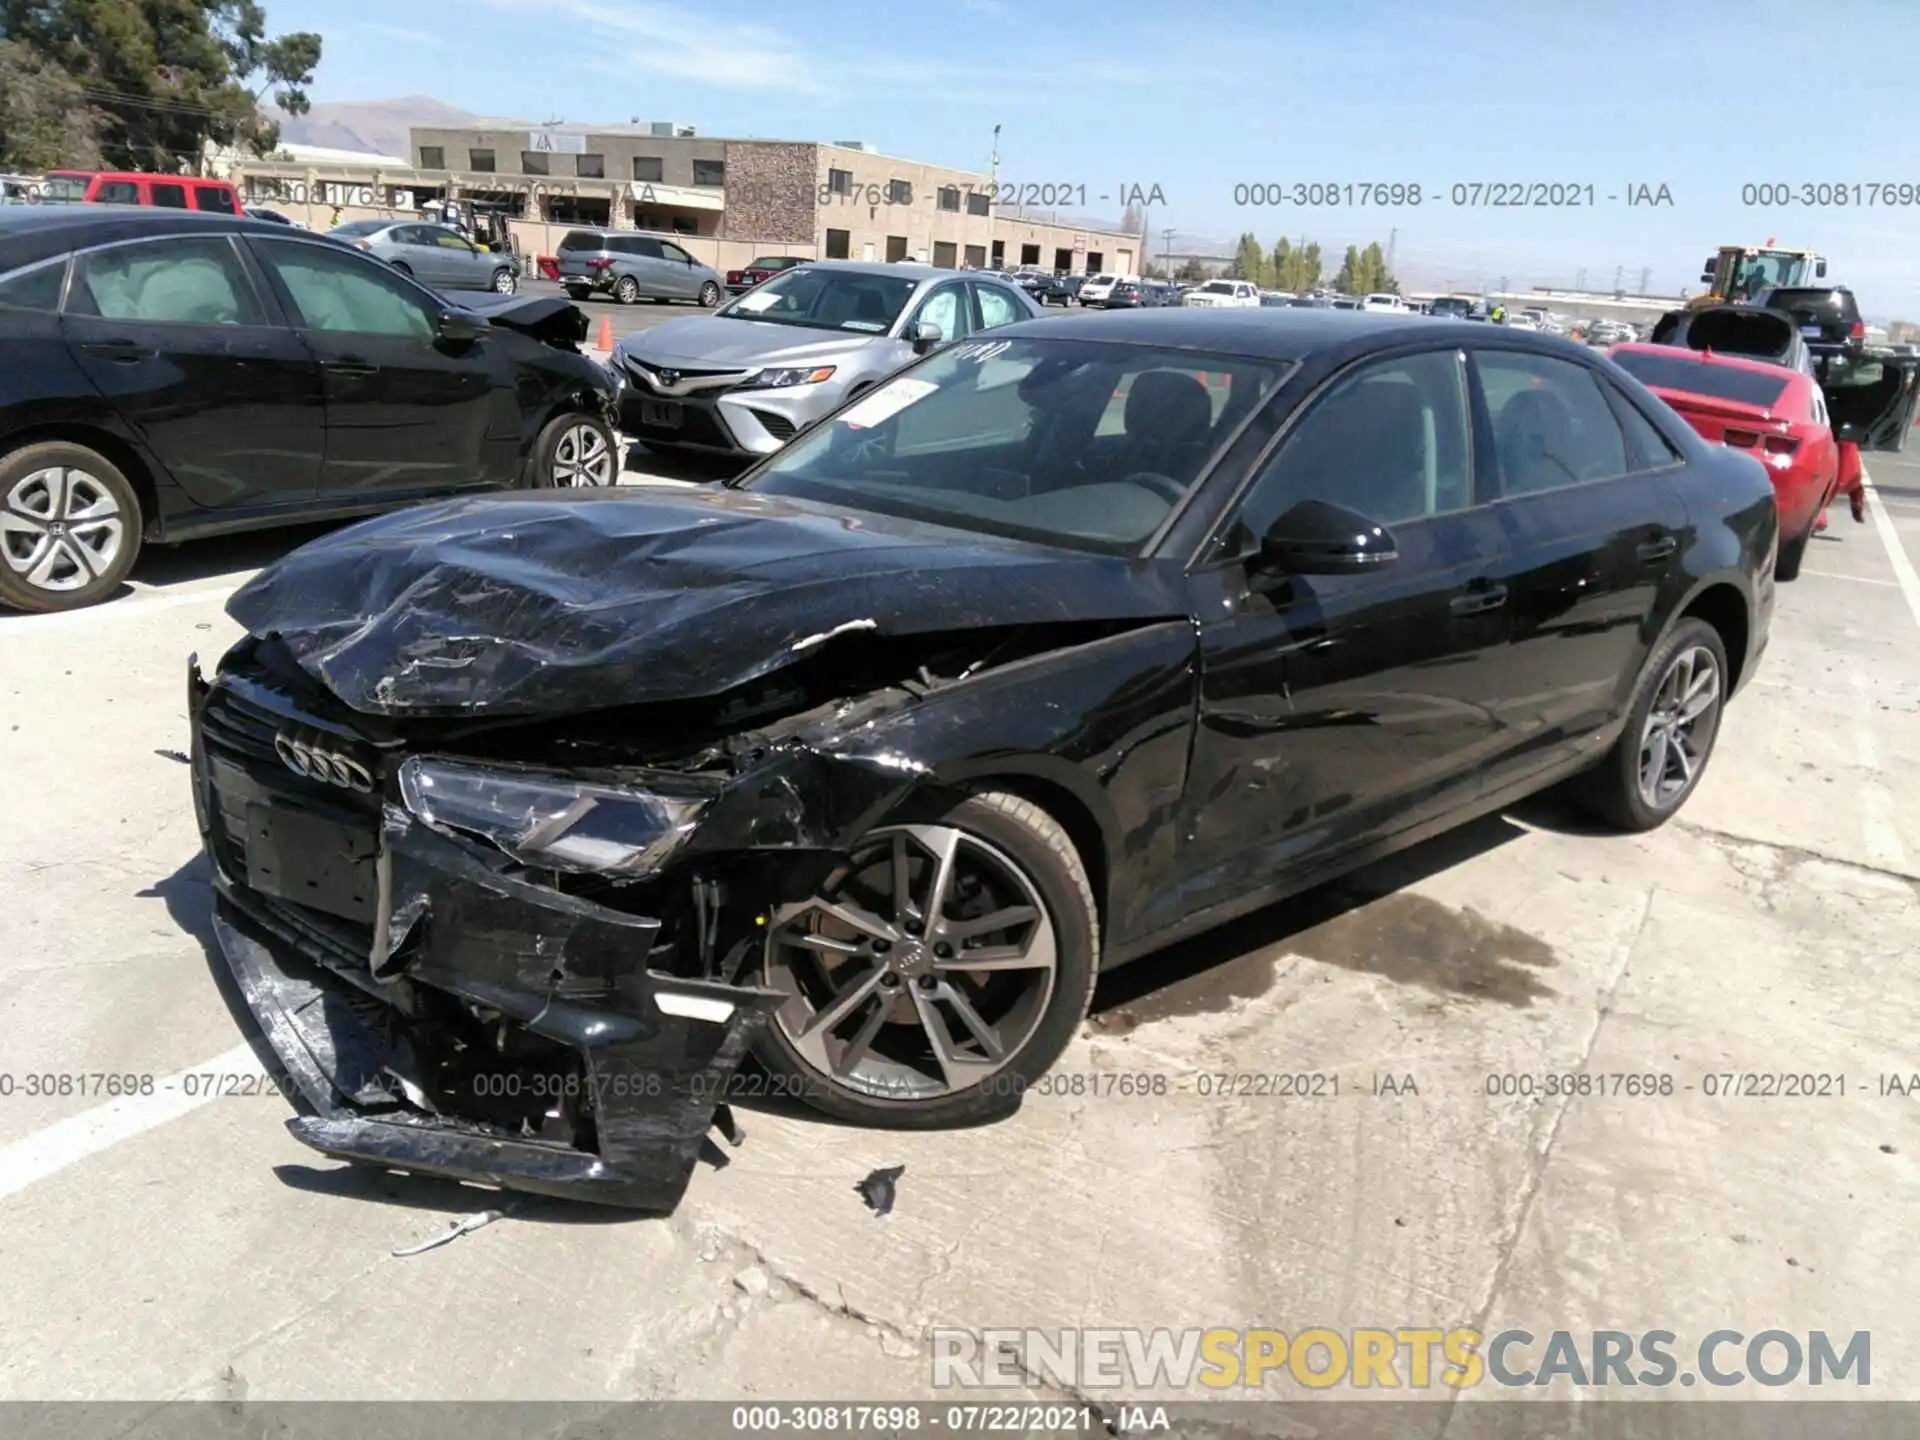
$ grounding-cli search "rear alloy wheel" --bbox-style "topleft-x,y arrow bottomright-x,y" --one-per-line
753,791 -> 1099,1128
491,266 -> 518,295
697,280 -> 721,307
529,414 -> 618,488
1575,618 -> 1727,831
615,275 -> 640,305
0,442 -> 142,613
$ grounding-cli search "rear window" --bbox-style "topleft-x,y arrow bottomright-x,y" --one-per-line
558,230 -> 606,253
1611,350 -> 1792,409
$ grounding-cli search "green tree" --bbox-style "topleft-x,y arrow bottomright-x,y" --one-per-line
1175,256 -> 1208,282
0,38 -> 104,171
1276,239 -> 1321,292
1332,244 -> 1362,293
1227,231 -> 1270,286
0,0 -> 322,170
1269,236 -> 1290,286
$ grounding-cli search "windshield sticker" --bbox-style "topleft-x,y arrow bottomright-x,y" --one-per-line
840,377 -> 938,429
733,291 -> 782,312
841,320 -> 887,332
948,339 -> 1014,364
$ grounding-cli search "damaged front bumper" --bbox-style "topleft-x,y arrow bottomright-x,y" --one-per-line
188,656 -> 781,1212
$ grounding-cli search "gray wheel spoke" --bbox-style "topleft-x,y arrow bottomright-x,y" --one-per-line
938,981 -> 1007,1061
785,929 -> 863,957
937,943 -> 1048,973
907,823 -> 964,928
1635,645 -> 1719,808
909,983 -> 1000,1089
941,905 -> 1039,944
890,833 -> 916,924
801,966 -> 888,1039
28,538 -> 77,587
813,897 -> 898,943
1677,668 -> 1719,722
833,1000 -> 892,1078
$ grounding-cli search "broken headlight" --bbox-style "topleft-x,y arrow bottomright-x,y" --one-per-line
398,757 -> 707,877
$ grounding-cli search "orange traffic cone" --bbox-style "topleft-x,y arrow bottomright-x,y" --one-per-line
596,317 -> 614,353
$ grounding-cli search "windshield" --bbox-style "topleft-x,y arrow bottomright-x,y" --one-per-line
738,337 -> 1292,553
1729,252 -> 1811,295
329,219 -> 388,237
39,175 -> 90,204
1430,298 -> 1471,314
746,257 -> 794,270
1611,350 -> 1792,409
718,267 -> 918,333
1198,281 -> 1236,294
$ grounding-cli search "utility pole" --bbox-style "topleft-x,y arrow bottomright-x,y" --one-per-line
988,124 -> 1000,265
1161,226 -> 1176,278
1614,264 -> 1624,293
1638,265 -> 1651,295
1576,267 -> 1587,290
1387,227 -> 1397,275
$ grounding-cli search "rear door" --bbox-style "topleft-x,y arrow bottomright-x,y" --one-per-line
624,236 -> 669,297
1822,352 -> 1920,452
62,233 -> 324,510
1469,345 -> 1691,787
247,236 -> 497,503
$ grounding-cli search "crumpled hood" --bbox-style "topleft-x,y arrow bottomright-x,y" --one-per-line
225,486 -> 1189,718
619,316 -> 896,368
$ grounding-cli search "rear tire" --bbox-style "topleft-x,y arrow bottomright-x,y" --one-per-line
749,789 -> 1100,1129
1775,517 -> 1814,582
0,441 -> 142,613
1573,618 -> 1729,832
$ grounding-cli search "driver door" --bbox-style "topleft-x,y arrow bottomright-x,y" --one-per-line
1180,347 -> 1513,919
1822,353 -> 1920,452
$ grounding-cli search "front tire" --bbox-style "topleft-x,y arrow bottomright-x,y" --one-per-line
751,790 -> 1100,1129
1574,618 -> 1729,832
697,280 -> 721,307
491,266 -> 517,295
614,275 -> 640,305
526,414 -> 618,488
0,441 -> 142,613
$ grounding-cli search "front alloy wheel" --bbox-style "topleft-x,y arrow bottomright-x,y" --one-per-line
491,266 -> 518,294
698,280 -> 721,307
754,792 -> 1099,1127
545,419 -> 616,486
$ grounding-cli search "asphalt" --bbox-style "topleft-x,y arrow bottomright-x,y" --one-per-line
0,431 -> 1917,1417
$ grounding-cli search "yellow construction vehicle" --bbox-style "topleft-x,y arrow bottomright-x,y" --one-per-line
1690,241 -> 1826,308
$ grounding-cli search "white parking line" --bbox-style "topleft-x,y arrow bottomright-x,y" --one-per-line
1861,467 -> 1920,630
1847,664 -> 1909,873
1799,569 -> 1900,587
0,1042 -> 263,1203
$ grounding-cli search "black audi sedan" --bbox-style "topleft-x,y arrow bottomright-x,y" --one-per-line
189,308 -> 1776,1210
0,206 -> 618,613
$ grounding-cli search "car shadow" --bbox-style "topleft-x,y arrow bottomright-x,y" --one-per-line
128,520 -> 351,591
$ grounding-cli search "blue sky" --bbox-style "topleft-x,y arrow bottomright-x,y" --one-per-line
277,0 -> 1920,312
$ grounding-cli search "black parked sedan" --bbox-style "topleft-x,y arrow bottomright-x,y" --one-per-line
0,206 -> 618,612
190,309 -> 1775,1210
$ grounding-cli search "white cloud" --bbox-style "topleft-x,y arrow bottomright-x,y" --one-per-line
357,21 -> 435,44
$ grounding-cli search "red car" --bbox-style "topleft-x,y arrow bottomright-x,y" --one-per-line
724,254 -> 808,295
1608,343 -> 1841,580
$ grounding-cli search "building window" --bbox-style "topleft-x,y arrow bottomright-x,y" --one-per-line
521,151 -> 549,175
577,153 -> 604,179
693,159 -> 725,187
1020,244 -> 1041,266
469,149 -> 495,172
633,155 -> 663,182
825,228 -> 851,259
932,241 -> 958,269
418,146 -> 445,169
886,235 -> 908,262
828,168 -> 852,196
963,244 -> 986,269
937,186 -> 960,212
886,178 -> 913,205
966,190 -> 990,217
672,217 -> 697,234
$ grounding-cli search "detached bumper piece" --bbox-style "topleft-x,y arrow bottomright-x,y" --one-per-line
191,659 -> 780,1212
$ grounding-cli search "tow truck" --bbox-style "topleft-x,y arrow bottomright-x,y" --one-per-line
1690,240 -> 1826,308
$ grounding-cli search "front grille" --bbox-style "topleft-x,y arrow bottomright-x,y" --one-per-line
198,673 -> 385,961
621,355 -> 751,386
748,408 -> 796,441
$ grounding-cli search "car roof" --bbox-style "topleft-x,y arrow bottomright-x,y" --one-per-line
798,259 -> 978,282
991,306 -> 1595,363
0,205 -> 295,270
1608,341 -> 1810,381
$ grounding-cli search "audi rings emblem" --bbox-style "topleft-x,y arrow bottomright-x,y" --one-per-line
275,728 -> 375,792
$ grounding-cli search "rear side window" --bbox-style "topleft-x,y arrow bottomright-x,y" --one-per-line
96,181 -> 139,204
557,230 -> 604,253
1477,350 -> 1630,494
151,183 -> 188,208
631,237 -> 665,259
194,186 -> 236,214
1609,350 -> 1792,408
0,259 -> 66,312
69,237 -> 264,326
1607,387 -> 1686,468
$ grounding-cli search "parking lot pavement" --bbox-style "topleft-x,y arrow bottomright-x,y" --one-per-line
1,456 -> 1918,1410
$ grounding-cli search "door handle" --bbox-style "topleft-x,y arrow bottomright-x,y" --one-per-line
321,358 -> 379,378
79,339 -> 156,363
1636,535 -> 1678,562
1450,584 -> 1508,616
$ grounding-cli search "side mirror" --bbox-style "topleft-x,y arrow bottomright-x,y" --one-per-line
909,321 -> 943,354
1253,499 -> 1399,578
1816,259 -> 1828,278
438,309 -> 485,343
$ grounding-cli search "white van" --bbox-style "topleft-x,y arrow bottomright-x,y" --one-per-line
1078,273 -> 1137,307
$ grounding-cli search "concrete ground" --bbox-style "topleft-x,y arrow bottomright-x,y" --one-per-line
0,432 -> 1917,1428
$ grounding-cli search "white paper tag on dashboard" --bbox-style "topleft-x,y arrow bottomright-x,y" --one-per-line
840,377 -> 938,429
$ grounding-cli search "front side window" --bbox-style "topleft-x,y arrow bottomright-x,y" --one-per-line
719,266 -> 917,333
1477,350 -> 1630,495
255,240 -> 436,338
97,181 -> 139,204
741,338 -> 1290,553
69,238 -> 264,326
1233,349 -> 1473,546
907,284 -> 970,344
975,284 -> 1025,329
660,241 -> 694,265
430,228 -> 476,251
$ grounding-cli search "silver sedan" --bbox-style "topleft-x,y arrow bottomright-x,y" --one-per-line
328,219 -> 519,293
611,261 -> 1045,456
